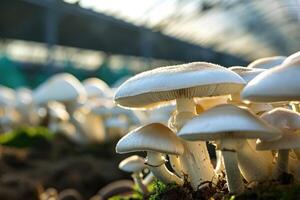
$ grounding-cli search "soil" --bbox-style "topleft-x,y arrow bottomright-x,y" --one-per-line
0,134 -> 133,200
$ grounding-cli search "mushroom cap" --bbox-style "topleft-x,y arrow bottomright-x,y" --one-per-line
16,87 -> 32,101
116,123 -> 184,155
0,86 -> 15,106
34,73 -> 86,104
256,130 -> 300,150
83,78 -> 111,99
241,59 -> 300,102
118,155 -> 146,173
178,104 -> 281,141
283,51 -> 300,65
48,102 -> 70,121
247,56 -> 286,69
261,108 -> 300,131
114,62 -> 245,109
229,66 -> 266,83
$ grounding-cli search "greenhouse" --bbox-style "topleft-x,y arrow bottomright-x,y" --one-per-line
0,0 -> 300,199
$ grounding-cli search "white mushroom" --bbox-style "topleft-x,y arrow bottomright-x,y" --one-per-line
119,155 -> 149,195
241,58 -> 300,103
114,62 -> 245,189
33,73 -> 88,144
116,123 -> 184,185
247,56 -> 286,69
260,108 -> 300,177
83,77 -> 112,99
178,104 -> 281,194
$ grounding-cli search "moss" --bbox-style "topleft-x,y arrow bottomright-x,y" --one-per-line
0,126 -> 53,148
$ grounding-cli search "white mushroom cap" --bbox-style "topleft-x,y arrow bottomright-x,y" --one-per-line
48,102 -> 70,121
114,62 -> 245,109
261,108 -> 300,131
34,73 -> 86,104
15,87 -> 32,106
242,59 -> 300,102
83,78 -> 111,99
256,130 -> 300,150
247,56 -> 286,69
0,86 -> 15,107
118,155 -> 146,173
283,51 -> 300,65
178,104 -> 281,141
116,123 -> 184,155
229,67 -> 266,83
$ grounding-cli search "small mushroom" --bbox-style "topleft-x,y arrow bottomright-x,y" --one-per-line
119,155 -> 148,194
247,56 -> 286,69
241,58 -> 300,103
83,77 -> 112,100
259,108 -> 300,177
229,66 -> 273,114
33,73 -> 88,144
178,104 -> 281,194
116,123 -> 184,185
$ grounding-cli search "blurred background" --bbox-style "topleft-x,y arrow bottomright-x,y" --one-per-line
2,0 -> 300,88
0,0 -> 299,199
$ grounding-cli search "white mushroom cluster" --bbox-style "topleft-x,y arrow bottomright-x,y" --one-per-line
114,52 -> 300,195
0,73 -> 147,145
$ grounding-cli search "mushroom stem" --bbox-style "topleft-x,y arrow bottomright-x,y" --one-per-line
142,172 -> 155,185
215,150 -> 224,175
275,149 -> 289,177
290,102 -> 300,113
221,138 -> 244,194
169,155 -> 184,178
229,93 -> 242,104
132,172 -> 148,195
174,98 -> 216,190
176,98 -> 195,113
146,151 -> 183,185
64,102 -> 88,144
237,140 -> 274,182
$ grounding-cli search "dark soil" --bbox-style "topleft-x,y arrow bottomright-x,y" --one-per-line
0,134 -> 133,200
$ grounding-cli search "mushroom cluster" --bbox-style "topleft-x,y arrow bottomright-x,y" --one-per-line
0,73 -> 147,145
114,52 -> 300,195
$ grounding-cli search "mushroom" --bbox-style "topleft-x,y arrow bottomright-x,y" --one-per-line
247,56 -> 286,69
241,58 -> 300,103
116,123 -> 184,185
259,108 -> 300,177
47,101 -> 70,132
34,73 -> 87,110
222,67 -> 274,180
229,66 -> 273,114
119,155 -> 149,195
33,73 -> 88,144
83,77 -> 112,100
178,104 -> 281,194
257,131 -> 300,179
283,51 -> 300,65
114,62 -> 245,189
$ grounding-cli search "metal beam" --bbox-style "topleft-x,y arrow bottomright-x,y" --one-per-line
0,0 -> 247,66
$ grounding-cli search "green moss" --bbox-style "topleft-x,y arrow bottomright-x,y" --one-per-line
0,126 -> 53,148
108,186 -> 143,200
148,181 -> 178,200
